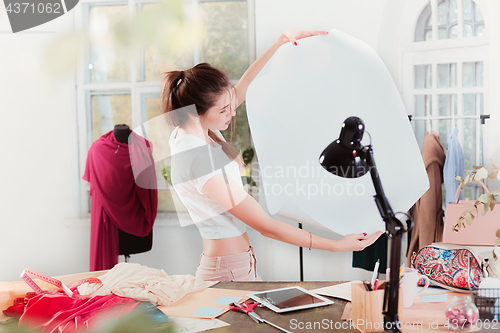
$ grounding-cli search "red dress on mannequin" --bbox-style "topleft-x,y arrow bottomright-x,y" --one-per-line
83,131 -> 157,271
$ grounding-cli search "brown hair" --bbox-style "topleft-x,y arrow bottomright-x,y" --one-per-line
161,63 -> 242,165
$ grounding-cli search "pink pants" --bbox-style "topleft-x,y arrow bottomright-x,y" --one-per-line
195,246 -> 262,282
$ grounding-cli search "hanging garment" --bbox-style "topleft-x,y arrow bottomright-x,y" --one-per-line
352,234 -> 388,274
83,131 -> 158,271
443,128 -> 465,207
77,263 -> 217,306
407,131 -> 446,265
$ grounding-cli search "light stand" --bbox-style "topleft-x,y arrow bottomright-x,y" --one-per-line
319,116 -> 412,333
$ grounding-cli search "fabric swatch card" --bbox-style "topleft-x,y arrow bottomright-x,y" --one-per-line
192,307 -> 225,316
212,296 -> 244,305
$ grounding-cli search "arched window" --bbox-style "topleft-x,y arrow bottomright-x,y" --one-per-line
415,0 -> 484,42
406,0 -> 487,200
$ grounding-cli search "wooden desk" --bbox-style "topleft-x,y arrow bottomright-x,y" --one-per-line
212,281 -> 358,333
211,281 -> 496,333
1,276 -> 496,333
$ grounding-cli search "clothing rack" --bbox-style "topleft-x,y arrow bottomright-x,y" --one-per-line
407,114 -> 490,123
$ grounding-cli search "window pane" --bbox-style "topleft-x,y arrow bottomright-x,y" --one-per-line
415,95 -> 432,117
479,93 -> 484,115
412,120 -> 426,150
88,5 -> 130,83
140,94 -> 188,213
439,94 -> 456,116
476,24 -> 485,37
415,65 -> 432,89
474,2 -> 483,21
438,64 -> 448,88
137,3 -> 194,82
450,0 -> 458,22
438,2 -> 447,25
463,186 -> 481,201
463,0 -> 472,21
141,45 -> 193,82
199,1 -> 249,80
450,24 -> 458,39
438,119 -> 452,150
463,93 -> 476,116
439,94 -> 450,116
438,27 -> 448,40
425,29 -> 432,41
461,118 -> 478,172
142,95 -> 169,162
450,63 -> 457,87
464,23 -> 472,37
438,63 -> 457,88
91,94 -> 132,141
221,102 -> 251,152
426,14 -> 432,27
476,61 -> 483,87
463,62 -> 475,87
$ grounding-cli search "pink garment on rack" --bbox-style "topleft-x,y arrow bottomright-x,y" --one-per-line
19,293 -> 139,333
83,130 -> 158,271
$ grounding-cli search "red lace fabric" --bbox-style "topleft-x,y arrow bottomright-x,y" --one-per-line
18,293 -> 138,332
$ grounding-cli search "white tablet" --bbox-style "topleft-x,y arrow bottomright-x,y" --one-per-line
247,286 -> 334,313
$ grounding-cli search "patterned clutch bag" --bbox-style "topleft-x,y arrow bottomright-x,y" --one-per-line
411,244 -> 493,293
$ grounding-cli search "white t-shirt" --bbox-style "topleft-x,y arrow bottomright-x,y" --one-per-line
169,126 -> 247,239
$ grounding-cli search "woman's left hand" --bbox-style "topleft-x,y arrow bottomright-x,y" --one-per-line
334,231 -> 385,252
279,29 -> 329,46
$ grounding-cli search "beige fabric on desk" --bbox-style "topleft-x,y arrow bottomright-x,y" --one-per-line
78,263 -> 216,306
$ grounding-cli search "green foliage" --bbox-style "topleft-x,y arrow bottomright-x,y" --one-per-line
162,165 -> 172,186
221,102 -> 251,153
242,176 -> 257,187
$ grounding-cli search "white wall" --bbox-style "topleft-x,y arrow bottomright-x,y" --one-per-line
0,10 -> 87,280
1,0 -> 498,283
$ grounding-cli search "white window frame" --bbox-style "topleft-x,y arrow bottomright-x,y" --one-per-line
75,0 -> 255,219
403,0 -> 488,201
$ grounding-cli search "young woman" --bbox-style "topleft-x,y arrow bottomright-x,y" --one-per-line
161,29 -> 383,281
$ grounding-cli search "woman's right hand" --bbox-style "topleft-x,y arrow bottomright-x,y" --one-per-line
334,231 -> 384,252
278,29 -> 329,47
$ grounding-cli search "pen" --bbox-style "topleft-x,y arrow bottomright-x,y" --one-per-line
373,277 -> 379,291
362,280 -> 371,291
370,259 -> 380,288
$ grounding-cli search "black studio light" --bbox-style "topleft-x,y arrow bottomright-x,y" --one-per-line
319,116 -> 413,333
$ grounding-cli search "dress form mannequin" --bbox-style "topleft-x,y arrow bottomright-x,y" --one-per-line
113,124 -> 154,262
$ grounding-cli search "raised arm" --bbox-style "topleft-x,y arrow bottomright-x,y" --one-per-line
232,29 -> 329,109
202,173 -> 383,251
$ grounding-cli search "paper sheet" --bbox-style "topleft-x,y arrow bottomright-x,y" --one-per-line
212,296 -> 245,305
168,316 -> 230,333
420,294 -> 449,303
312,281 -> 362,302
416,286 -> 451,295
158,288 -> 253,319
245,28 -> 429,235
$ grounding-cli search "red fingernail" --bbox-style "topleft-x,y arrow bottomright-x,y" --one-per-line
294,42 -> 297,46
363,233 -> 367,236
